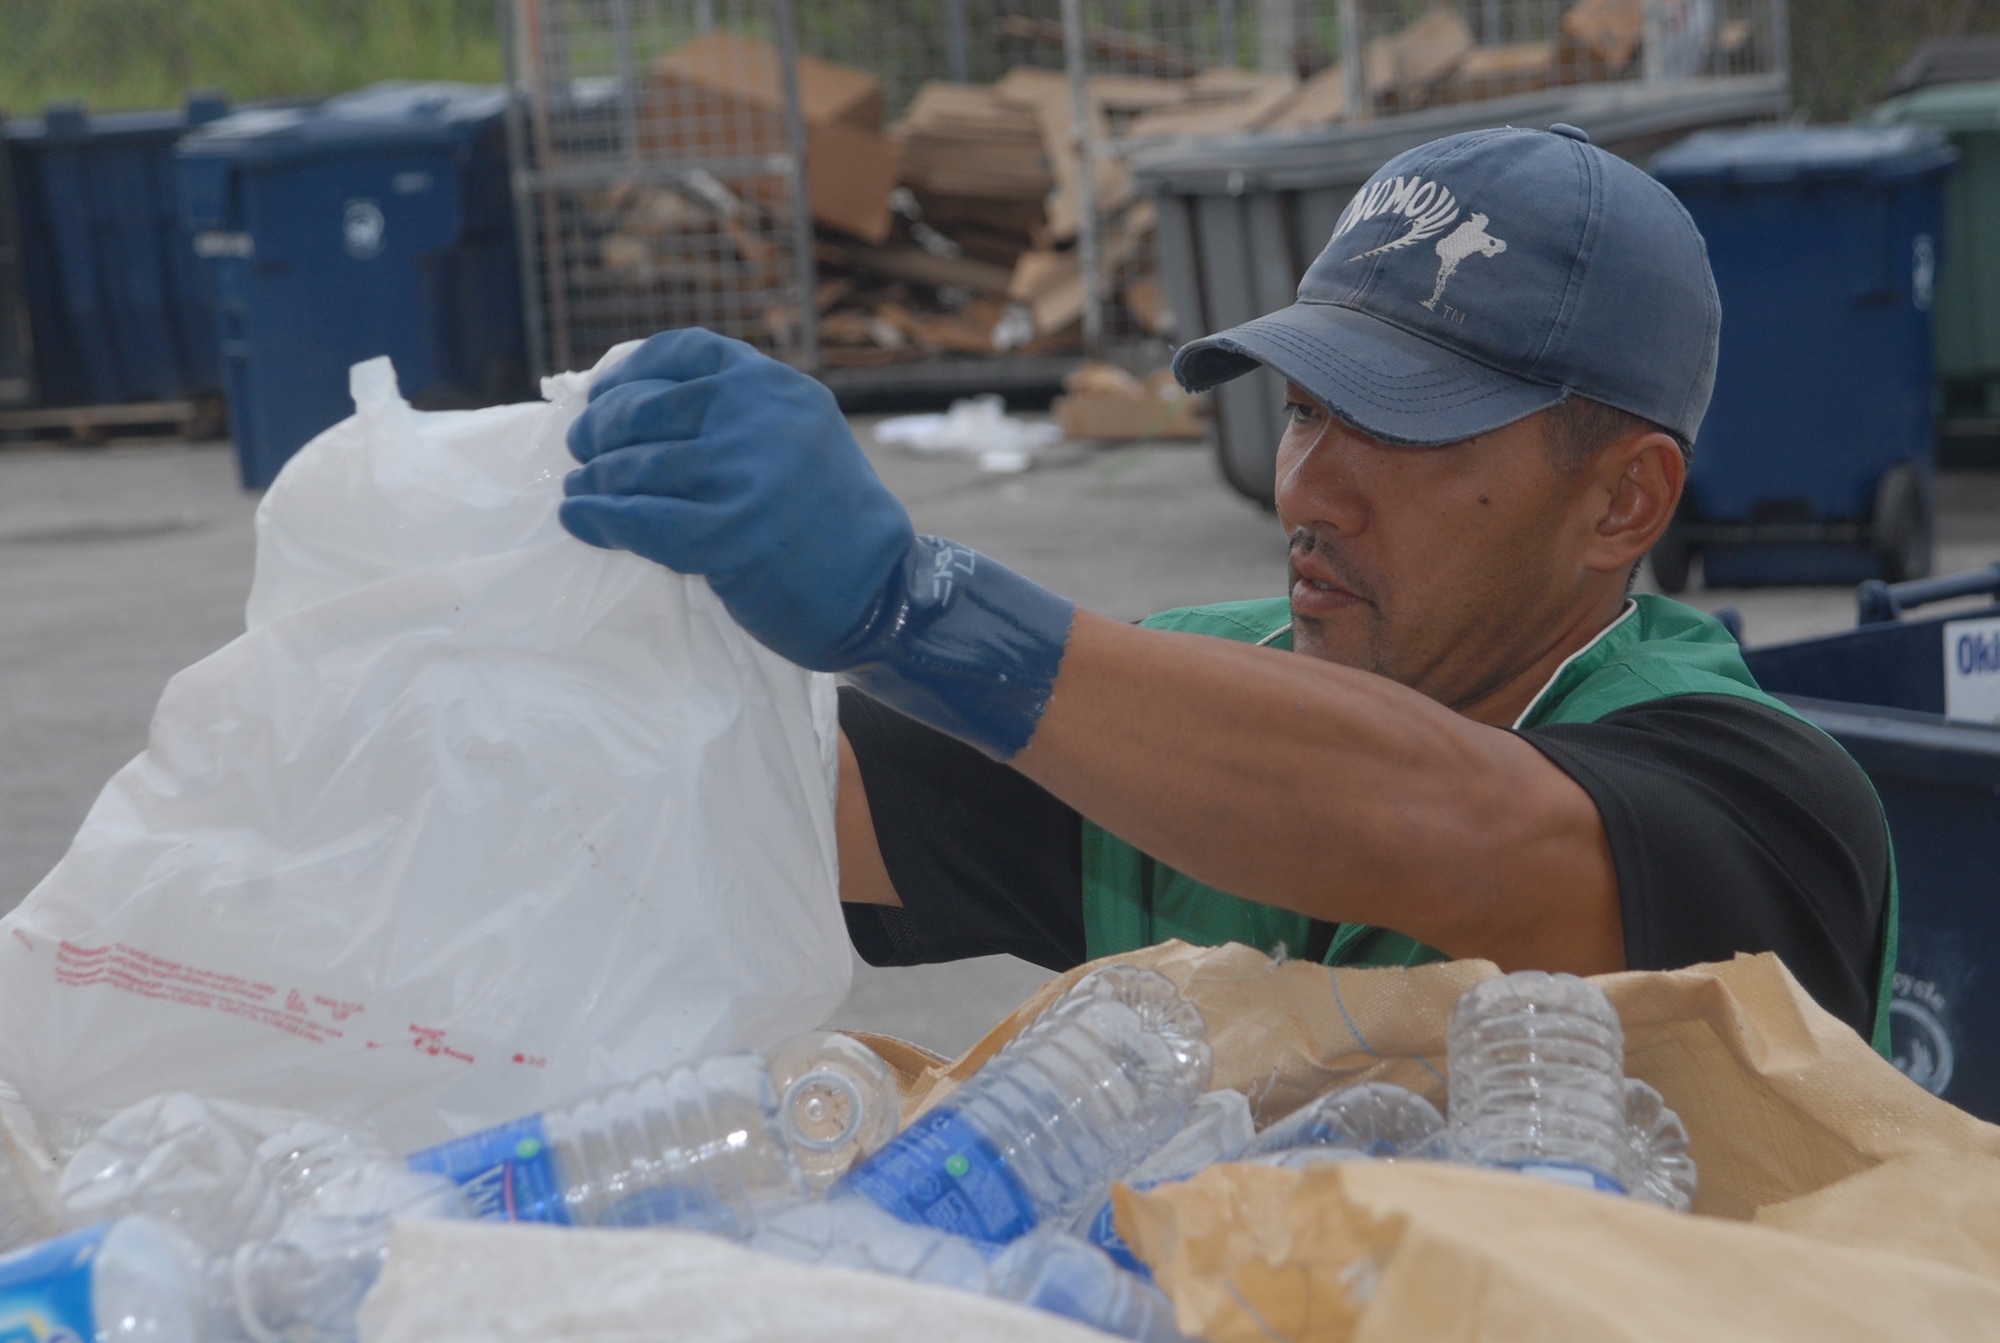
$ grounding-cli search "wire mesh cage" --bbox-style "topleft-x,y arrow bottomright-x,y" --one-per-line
505,0 -> 1789,382
502,0 -> 818,377
797,2 -> 1299,370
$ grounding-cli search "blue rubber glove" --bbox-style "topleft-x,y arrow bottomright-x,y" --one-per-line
560,329 -> 1075,758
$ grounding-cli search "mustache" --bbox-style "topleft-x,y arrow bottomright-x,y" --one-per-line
1287,528 -> 1376,603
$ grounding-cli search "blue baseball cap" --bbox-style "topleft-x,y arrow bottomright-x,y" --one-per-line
1173,124 -> 1720,446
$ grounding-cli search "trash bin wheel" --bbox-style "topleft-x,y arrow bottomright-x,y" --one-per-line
1649,519 -> 1694,594
1871,462 -> 1934,583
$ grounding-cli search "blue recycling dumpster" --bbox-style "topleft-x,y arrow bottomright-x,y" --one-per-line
6,93 -> 231,408
0,129 -> 30,407
174,83 -> 527,489
1739,564 -> 2000,1122
1650,127 -> 1957,591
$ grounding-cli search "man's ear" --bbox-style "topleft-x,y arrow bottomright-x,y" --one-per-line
1585,431 -> 1685,576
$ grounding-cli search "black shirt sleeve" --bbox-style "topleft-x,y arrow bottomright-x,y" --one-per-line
839,687 -> 1085,971
1522,694 -> 1890,1038
843,682 -> 1891,1039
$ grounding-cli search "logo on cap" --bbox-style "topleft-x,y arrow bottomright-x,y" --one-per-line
1335,174 -> 1462,259
1332,174 -> 1506,319
1422,214 -> 1506,313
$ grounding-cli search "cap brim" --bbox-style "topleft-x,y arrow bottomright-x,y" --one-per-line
1174,300 -> 1565,446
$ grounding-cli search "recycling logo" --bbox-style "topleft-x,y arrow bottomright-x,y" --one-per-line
1889,994 -> 1955,1096
343,199 -> 386,259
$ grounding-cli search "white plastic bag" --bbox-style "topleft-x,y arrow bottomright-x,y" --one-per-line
0,349 -> 850,1153
358,1220 -> 1111,1343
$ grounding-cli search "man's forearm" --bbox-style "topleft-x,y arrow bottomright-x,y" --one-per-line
1012,611 -> 1623,975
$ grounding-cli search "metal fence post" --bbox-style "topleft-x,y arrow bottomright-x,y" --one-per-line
942,0 -> 970,84
498,0 -> 549,381
514,0 -> 576,374
1642,0 -> 1665,84
1337,0 -> 1365,121
1060,0 -> 1104,355
609,0 -> 642,164
772,0 -> 819,374
1770,0 -> 1791,86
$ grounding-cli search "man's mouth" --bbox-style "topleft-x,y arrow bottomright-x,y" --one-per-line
1287,531 -> 1372,616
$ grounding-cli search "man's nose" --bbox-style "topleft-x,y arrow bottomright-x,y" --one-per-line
1275,423 -> 1369,537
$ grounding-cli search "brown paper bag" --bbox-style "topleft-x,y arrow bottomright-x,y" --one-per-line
886,941 -> 2000,1340
1120,1160 -> 2000,1342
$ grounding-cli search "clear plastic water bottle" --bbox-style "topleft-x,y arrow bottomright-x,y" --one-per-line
1118,1090 -> 1256,1188
59,1095 -> 278,1249
44,1092 -> 468,1343
57,1095 -> 409,1251
225,1201 -> 446,1343
1252,1144 -> 1374,1171
750,1198 -> 1184,1342
836,965 -> 1211,1245
749,1196 -> 994,1294
763,1031 -> 903,1194
0,1170 -> 466,1343
1621,1078 -> 1697,1212
0,1216 -> 214,1343
406,1051 -> 808,1236
993,1226 -> 1188,1343
1246,1082 -> 1447,1161
1075,1088 -> 1254,1272
1447,971 -> 1630,1194
0,1087 -> 55,1254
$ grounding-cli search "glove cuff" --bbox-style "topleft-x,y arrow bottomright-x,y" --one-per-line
834,536 -> 1075,759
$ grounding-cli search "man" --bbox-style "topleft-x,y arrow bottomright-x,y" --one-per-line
559,125 -> 1895,1049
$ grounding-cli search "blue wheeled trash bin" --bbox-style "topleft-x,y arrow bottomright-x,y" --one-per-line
174,83 -> 527,489
0,124 -> 30,407
1738,564 -> 2000,1122
1650,127 -> 1958,591
6,93 -> 231,409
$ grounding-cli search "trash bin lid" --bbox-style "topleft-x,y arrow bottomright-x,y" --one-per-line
175,81 -> 507,166
1871,79 -> 2000,134
1652,125 -> 1958,186
8,91 -> 231,147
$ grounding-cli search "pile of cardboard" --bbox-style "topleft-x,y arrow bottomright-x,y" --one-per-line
1053,362 -> 1205,441
810,66 -> 1197,368
582,4 -> 1744,377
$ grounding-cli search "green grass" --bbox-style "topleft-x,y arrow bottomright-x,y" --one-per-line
5,0 -> 2000,125
0,0 -> 501,116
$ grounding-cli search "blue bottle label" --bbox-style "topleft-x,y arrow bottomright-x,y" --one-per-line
1498,1160 -> 1627,1195
1084,1194 -> 1147,1276
0,1222 -> 107,1343
407,1115 -> 573,1225
1083,1174 -> 1180,1278
843,1106 -> 1040,1244
1288,1121 -> 1404,1158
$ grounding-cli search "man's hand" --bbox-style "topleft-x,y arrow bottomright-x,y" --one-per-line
561,329 -> 1075,758
562,329 -> 914,670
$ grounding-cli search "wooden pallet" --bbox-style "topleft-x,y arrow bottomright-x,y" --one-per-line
0,396 -> 225,445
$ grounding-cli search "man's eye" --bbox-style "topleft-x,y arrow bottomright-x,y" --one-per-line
1282,400 -> 1318,426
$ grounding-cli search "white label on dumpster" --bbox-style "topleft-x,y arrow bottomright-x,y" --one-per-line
1944,616 -> 2000,725
343,200 -> 385,259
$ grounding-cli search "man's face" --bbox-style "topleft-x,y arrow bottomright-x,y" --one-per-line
1276,384 -> 1602,715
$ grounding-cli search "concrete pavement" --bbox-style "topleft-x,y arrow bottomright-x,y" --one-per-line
2,423 -> 1997,1057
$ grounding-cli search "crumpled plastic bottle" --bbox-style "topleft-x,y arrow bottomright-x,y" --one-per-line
837,965 -> 1211,1246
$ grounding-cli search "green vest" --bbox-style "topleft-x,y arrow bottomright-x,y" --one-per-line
1079,594 -> 1899,1056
